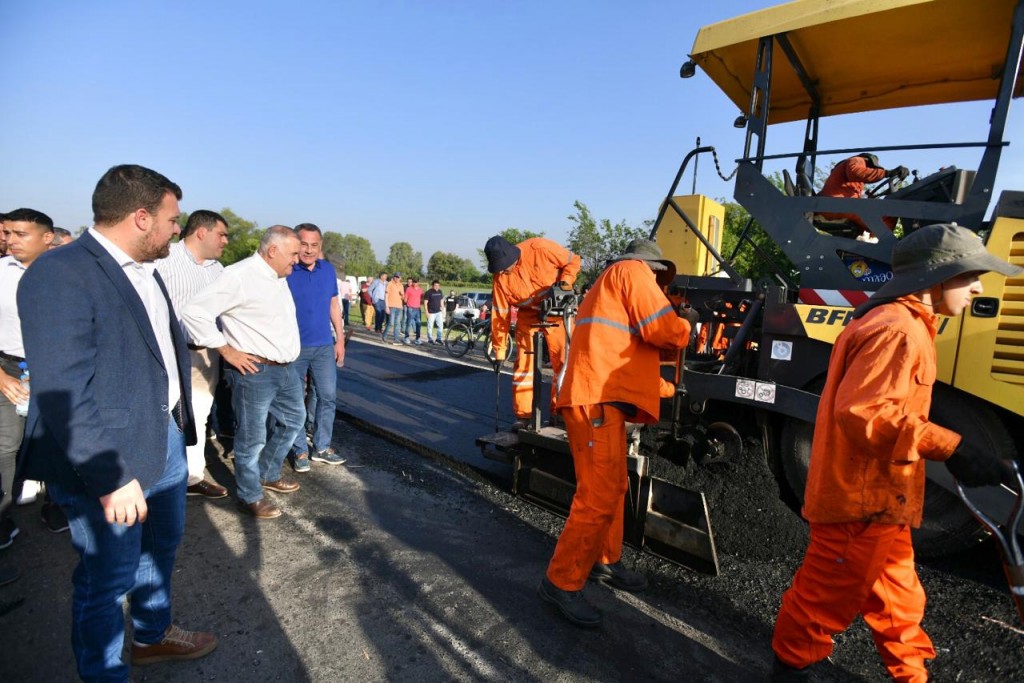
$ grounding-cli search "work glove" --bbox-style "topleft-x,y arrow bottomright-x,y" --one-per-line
549,280 -> 575,299
887,165 -> 909,181
488,344 -> 507,369
945,441 -> 1010,488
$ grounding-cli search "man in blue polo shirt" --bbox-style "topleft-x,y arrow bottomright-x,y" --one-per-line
286,223 -> 346,472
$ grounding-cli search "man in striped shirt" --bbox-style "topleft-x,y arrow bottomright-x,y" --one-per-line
156,210 -> 230,499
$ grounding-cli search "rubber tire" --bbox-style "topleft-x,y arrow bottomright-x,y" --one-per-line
445,324 -> 472,358
484,335 -> 516,364
778,384 -> 1008,558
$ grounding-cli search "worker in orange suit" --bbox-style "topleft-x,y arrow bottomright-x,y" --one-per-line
817,153 -> 907,231
538,238 -> 690,628
770,223 -> 1021,682
485,235 -> 580,429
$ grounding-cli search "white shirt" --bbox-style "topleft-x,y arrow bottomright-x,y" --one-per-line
89,228 -> 181,412
337,278 -> 352,300
155,240 -> 225,342
0,256 -> 27,357
180,252 -> 300,363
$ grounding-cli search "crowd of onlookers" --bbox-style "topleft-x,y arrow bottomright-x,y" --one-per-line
360,273 -> 478,346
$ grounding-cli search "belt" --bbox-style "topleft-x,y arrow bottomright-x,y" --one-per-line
0,351 -> 25,364
187,344 -> 204,351
249,355 -> 287,366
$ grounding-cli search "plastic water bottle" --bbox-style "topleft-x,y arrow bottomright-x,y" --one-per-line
15,362 -> 29,417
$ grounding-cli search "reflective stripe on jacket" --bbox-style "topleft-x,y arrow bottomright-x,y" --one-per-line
555,259 -> 690,424
803,298 -> 960,527
491,237 -> 580,355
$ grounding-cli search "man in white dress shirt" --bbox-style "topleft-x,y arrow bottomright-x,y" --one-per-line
181,226 -> 304,519
0,208 -> 55,551
156,210 -> 230,500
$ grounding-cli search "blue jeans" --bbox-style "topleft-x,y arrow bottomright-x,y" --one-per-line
48,424 -> 186,683
373,301 -> 387,333
386,307 -> 403,342
291,345 -> 337,454
406,308 -> 421,339
227,363 -> 305,503
427,311 -> 444,342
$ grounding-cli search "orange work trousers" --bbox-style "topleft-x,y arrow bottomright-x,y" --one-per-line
510,309 -> 565,419
546,404 -> 627,591
772,522 -> 935,683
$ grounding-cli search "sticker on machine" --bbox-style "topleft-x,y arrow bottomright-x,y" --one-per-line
735,379 -> 755,400
754,382 -> 777,403
771,340 -> 792,361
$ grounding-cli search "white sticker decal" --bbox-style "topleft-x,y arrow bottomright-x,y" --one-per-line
771,340 -> 792,361
735,379 -> 755,400
754,382 -> 777,404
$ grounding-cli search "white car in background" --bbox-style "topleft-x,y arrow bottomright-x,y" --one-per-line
452,291 -> 492,322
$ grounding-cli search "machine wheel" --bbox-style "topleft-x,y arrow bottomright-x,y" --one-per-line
778,384 -> 1010,558
484,334 -> 516,364
445,323 -> 472,358
917,384 -> 1011,556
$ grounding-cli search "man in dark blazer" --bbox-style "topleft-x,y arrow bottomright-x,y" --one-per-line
18,165 -> 217,681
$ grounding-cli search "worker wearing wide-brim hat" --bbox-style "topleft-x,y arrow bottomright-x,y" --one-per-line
538,238 -> 690,628
771,223 -> 1023,680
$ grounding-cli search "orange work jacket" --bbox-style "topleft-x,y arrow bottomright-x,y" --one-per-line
819,155 -> 888,200
555,259 -> 690,424
491,237 -> 580,355
803,298 -> 961,527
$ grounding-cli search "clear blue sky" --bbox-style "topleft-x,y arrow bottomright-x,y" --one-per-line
2,0 -> 1020,271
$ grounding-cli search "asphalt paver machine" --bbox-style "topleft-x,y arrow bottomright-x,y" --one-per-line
478,0 -> 1024,574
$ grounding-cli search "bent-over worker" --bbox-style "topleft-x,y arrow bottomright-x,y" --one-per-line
485,235 -> 579,429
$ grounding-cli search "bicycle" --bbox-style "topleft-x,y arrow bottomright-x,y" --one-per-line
444,312 -> 516,362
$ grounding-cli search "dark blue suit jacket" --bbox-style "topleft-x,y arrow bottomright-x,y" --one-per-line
18,231 -> 196,497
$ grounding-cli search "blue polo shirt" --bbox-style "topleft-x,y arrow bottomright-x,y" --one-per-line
287,259 -> 338,347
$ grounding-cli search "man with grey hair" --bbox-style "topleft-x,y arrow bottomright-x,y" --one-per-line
181,226 -> 305,519
50,227 -> 75,247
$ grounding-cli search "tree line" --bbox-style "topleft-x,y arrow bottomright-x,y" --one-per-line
178,197 -> 781,287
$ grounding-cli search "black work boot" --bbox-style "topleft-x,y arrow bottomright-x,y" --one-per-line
537,577 -> 602,628
768,655 -> 810,681
589,561 -> 649,593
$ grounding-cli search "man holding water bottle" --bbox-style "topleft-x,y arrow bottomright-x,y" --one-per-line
0,208 -> 56,552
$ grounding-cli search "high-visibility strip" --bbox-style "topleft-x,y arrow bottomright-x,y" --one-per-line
798,288 -> 872,307
577,305 -> 675,336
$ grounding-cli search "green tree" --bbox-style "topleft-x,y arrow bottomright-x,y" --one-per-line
718,172 -> 797,283
427,251 -> 470,282
566,200 -> 646,284
217,208 -> 261,265
384,241 -> 423,278
321,232 -> 378,276
460,260 -> 483,283
476,227 -> 545,271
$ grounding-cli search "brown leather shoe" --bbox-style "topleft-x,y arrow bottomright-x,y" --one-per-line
238,499 -> 282,519
186,479 -> 228,499
131,623 -> 218,665
261,477 -> 300,494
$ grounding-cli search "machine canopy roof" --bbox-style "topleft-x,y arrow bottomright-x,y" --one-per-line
690,0 -> 1022,124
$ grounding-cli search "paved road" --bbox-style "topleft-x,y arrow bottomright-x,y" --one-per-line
0,334 -> 766,682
